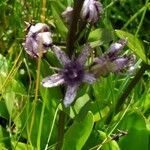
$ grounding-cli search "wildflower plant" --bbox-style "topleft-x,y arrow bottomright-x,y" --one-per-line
22,0 -> 146,149
1,0 -> 150,150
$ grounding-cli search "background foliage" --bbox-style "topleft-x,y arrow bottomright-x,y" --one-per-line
0,0 -> 150,150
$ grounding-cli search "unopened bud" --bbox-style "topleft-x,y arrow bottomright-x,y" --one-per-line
81,0 -> 103,23
62,7 -> 73,24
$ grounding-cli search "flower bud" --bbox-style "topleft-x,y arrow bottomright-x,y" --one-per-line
24,23 -> 52,58
81,0 -> 103,23
62,7 -> 73,24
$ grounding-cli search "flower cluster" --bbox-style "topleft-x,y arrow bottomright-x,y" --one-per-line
24,0 -> 134,107
24,23 -> 52,58
90,39 -> 134,77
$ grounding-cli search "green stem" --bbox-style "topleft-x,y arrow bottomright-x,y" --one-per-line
45,106 -> 59,150
135,0 -> 149,36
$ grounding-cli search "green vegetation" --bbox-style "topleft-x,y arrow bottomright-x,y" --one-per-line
0,0 -> 150,149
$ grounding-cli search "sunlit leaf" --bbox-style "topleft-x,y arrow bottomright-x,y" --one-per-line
97,131 -> 120,150
115,30 -> 150,64
3,92 -> 15,116
12,141 -> 33,150
88,28 -> 113,47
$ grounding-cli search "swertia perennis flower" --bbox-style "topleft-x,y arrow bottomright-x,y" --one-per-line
42,44 -> 96,107
24,23 -> 52,58
90,39 -> 134,77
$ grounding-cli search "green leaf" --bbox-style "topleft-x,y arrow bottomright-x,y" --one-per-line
62,112 -> 94,150
115,30 -> 150,64
88,28 -> 113,48
58,94 -> 90,119
12,141 -> 33,150
73,94 -> 90,114
51,5 -> 68,39
0,126 -> 11,149
3,91 -> 15,116
118,112 -> 149,150
78,101 -> 109,122
98,131 -> 120,150
20,101 -> 57,149
0,101 -> 9,119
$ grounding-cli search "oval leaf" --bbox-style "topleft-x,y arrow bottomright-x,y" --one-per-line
115,30 -> 149,64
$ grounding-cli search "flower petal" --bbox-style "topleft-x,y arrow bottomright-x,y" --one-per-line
63,84 -> 79,107
36,32 -> 53,49
77,44 -> 91,65
83,73 -> 96,84
112,57 -> 130,72
24,36 -> 38,58
42,74 -> 64,88
51,45 -> 71,65
108,39 -> 127,53
28,23 -> 50,36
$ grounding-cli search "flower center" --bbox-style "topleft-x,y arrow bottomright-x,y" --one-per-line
62,61 -> 84,85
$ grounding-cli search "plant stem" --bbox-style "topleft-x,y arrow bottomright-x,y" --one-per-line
56,1 -> 85,150
106,62 -> 150,124
66,0 -> 85,58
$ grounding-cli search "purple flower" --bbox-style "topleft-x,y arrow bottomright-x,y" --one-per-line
24,23 -> 52,58
90,39 -> 134,77
81,0 -> 103,23
42,44 -> 96,107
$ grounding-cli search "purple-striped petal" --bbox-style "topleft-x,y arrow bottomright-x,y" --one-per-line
42,74 -> 64,88
63,84 -> 79,107
83,72 -> 96,84
51,45 -> 71,65
77,44 -> 91,65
